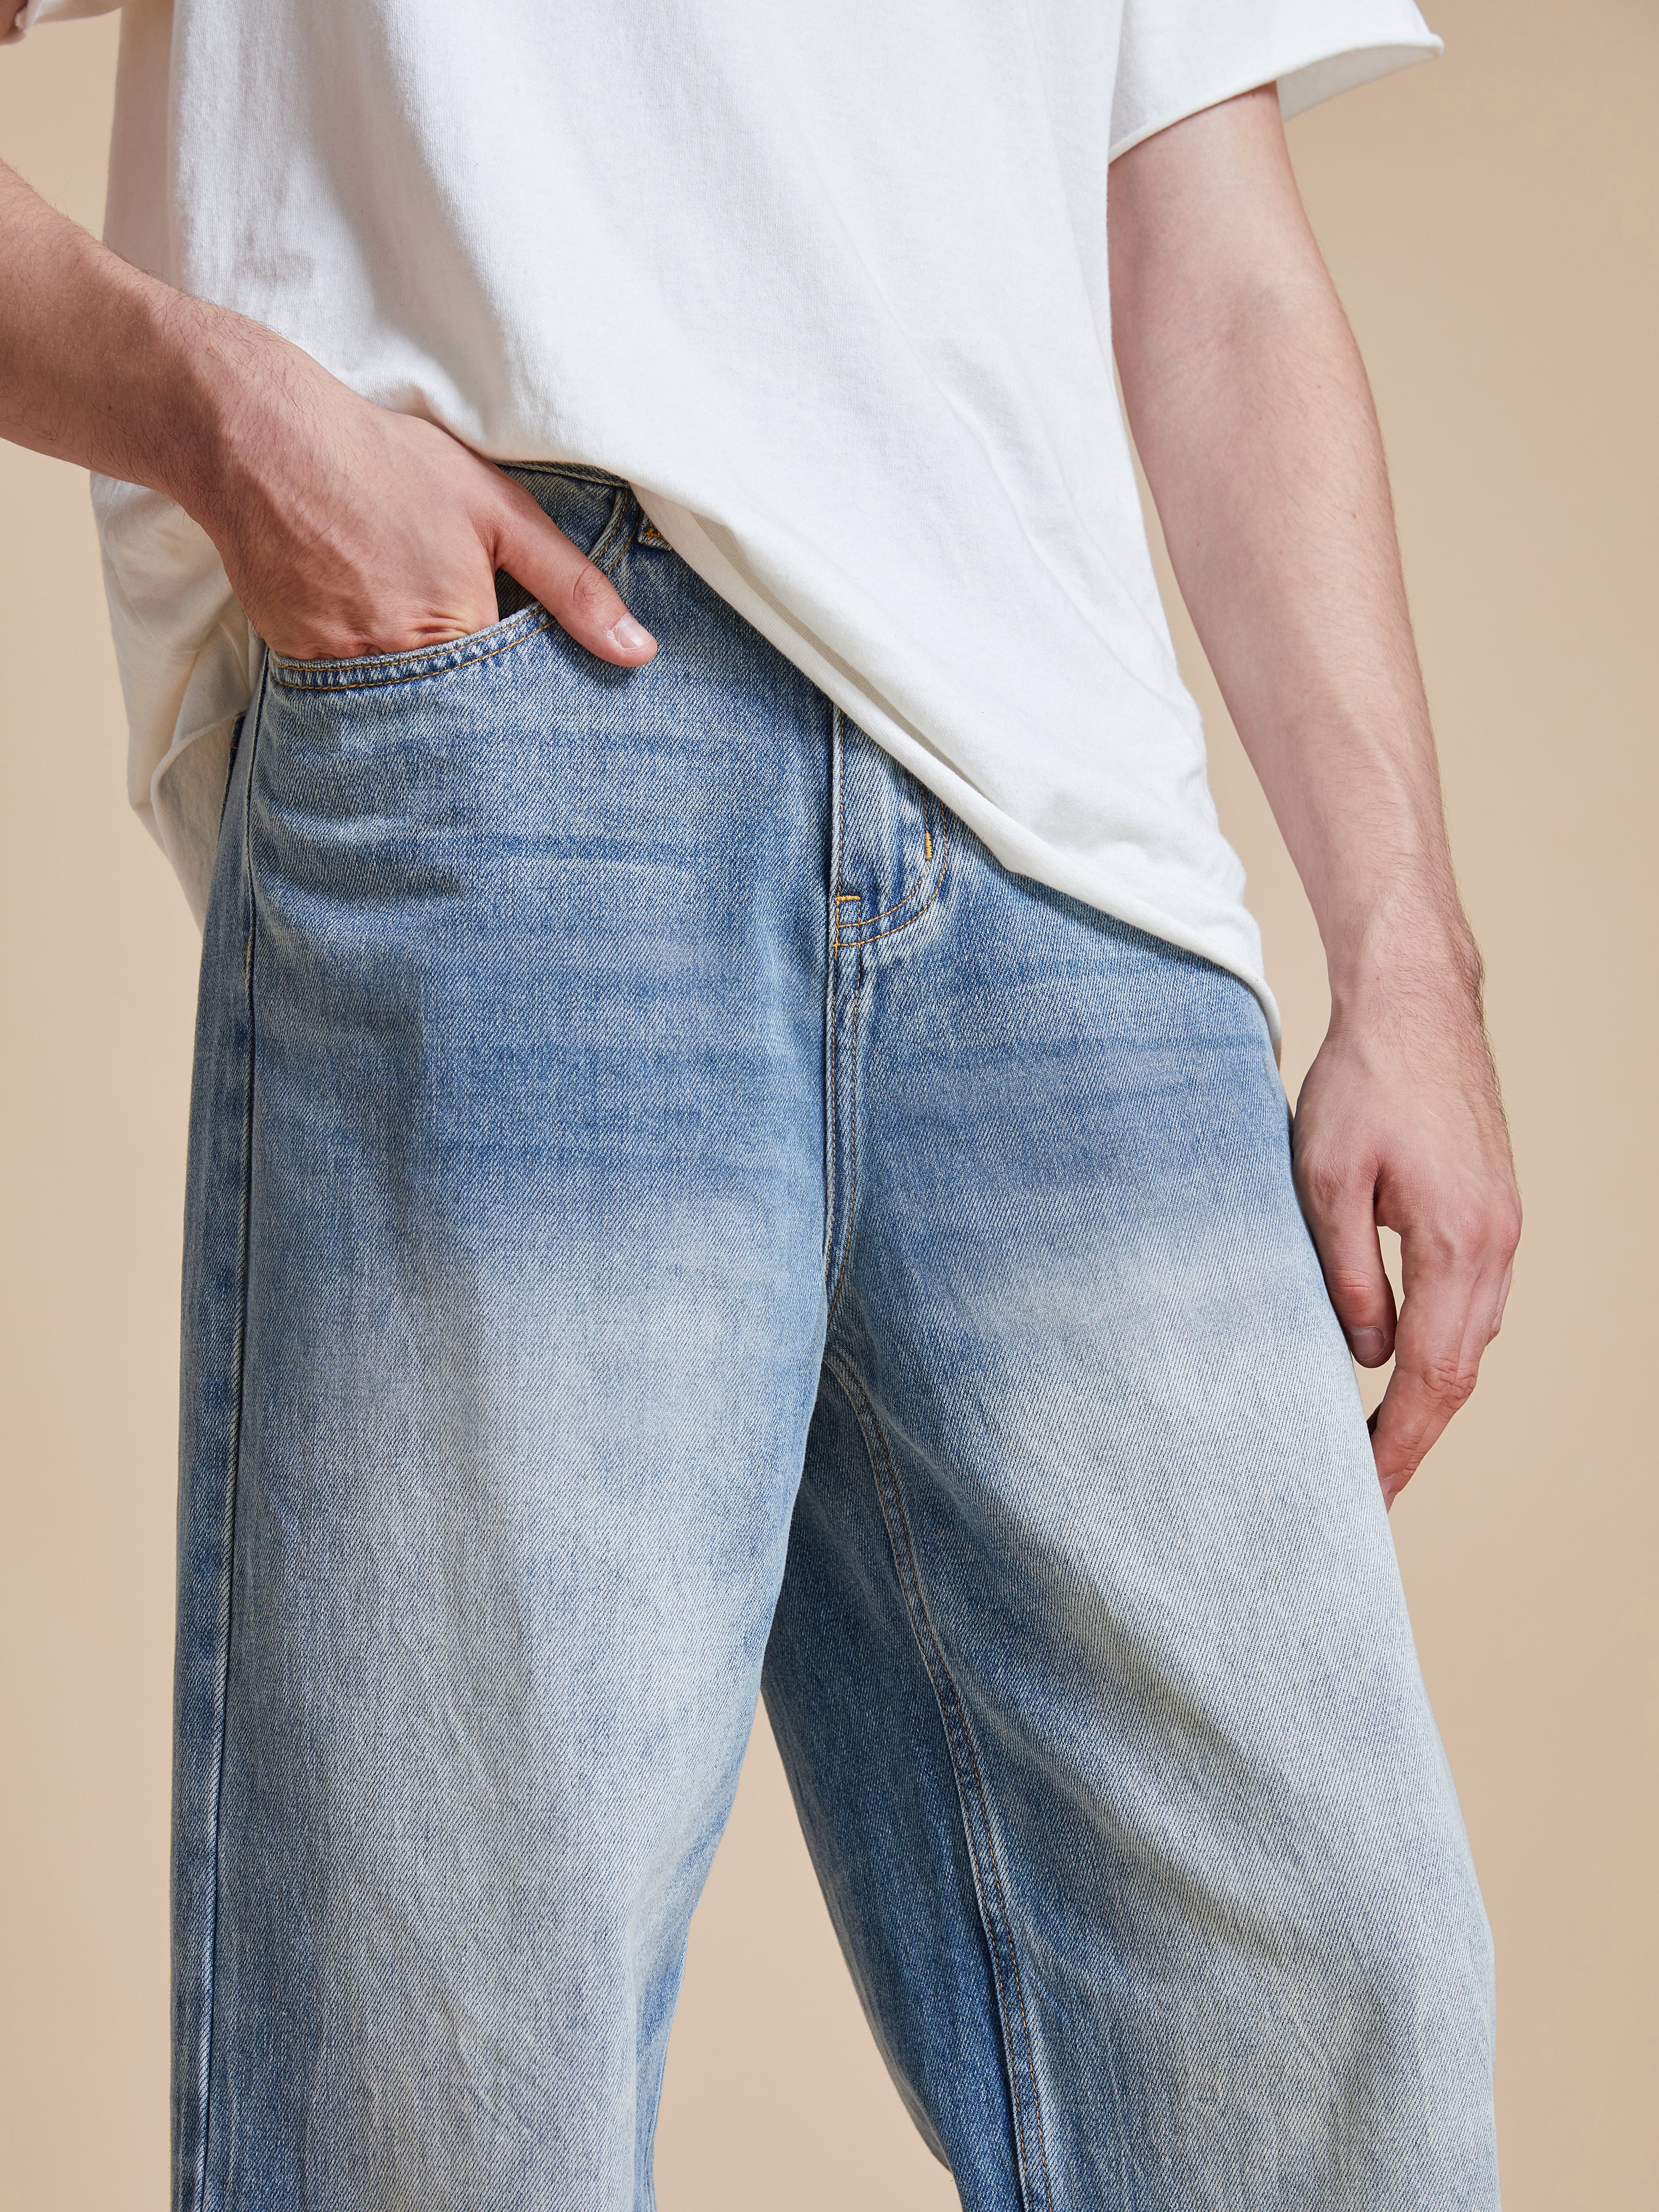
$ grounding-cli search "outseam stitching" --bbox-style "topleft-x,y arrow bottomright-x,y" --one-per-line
823,1353 -> 1058,2212
188,665 -> 266,2212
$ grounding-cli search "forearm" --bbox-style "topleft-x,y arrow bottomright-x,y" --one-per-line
1111,91 -> 1476,1016
0,154 -> 656,666
0,155 -> 236,503
1111,90 -> 1520,1503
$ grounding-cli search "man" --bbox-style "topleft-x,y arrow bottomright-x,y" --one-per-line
2,1 -> 1520,2206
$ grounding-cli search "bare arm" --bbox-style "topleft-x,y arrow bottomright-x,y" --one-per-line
1110,86 -> 1520,1506
0,154 -> 655,663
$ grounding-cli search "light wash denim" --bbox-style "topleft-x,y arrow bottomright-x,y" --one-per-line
176,465 -> 1498,2211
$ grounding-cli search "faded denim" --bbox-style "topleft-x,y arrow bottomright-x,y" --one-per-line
176,465 -> 1498,2211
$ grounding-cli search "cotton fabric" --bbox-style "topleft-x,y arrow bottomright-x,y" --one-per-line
12,0 -> 1441,1038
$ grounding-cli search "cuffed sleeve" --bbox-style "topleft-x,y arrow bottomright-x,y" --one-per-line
5,1 -> 125,45
1110,0 -> 1441,160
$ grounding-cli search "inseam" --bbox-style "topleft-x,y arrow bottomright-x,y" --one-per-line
821,1353 -> 1058,2212
184,680 -> 264,2212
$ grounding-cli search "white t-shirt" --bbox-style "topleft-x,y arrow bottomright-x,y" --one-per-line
13,0 -> 1441,1041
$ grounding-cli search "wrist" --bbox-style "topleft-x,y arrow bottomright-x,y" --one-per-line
145,302 -> 257,520
131,286 -> 297,526
1323,892 -> 1483,1031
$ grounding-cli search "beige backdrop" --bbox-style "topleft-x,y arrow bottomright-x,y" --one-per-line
2,4 -> 1653,2207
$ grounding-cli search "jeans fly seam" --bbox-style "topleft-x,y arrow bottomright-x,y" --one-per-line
827,707 -> 849,1274
824,700 -> 859,1316
842,809 -> 949,945
842,784 -> 938,927
822,1353 -> 1058,2212
187,661 -> 266,2212
824,945 -> 863,1328
824,938 -> 842,1274
834,704 -> 848,906
824,707 -> 847,1282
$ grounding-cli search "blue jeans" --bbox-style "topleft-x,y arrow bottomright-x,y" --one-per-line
177,466 -> 1498,2210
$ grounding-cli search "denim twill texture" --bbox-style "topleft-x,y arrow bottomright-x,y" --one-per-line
176,466 -> 1498,2211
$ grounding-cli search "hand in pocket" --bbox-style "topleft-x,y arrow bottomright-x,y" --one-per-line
187,325 -> 656,669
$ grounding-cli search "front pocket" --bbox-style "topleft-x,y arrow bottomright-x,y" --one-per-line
266,472 -> 637,692
266,603 -> 555,693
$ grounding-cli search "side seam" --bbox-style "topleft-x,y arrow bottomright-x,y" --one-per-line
179,671 -> 264,2212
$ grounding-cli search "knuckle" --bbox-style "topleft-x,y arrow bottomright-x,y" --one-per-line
1440,1202 -> 1491,1257
563,562 -> 615,624
1327,1266 -> 1386,1316
1418,1351 -> 1478,1410
1435,1192 -> 1522,1267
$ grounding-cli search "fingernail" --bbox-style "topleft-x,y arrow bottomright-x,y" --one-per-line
608,614 -> 653,655
1350,1327 -> 1386,1362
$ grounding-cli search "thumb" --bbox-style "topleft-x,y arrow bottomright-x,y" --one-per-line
490,482 -> 657,667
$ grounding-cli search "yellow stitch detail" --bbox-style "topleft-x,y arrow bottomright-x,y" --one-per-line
844,797 -> 944,926
849,817 -> 949,943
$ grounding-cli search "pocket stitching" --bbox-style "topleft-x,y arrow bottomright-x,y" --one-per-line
270,482 -> 639,693
268,605 -> 555,694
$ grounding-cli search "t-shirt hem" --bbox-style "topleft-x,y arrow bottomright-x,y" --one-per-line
635,490 -> 1284,1058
